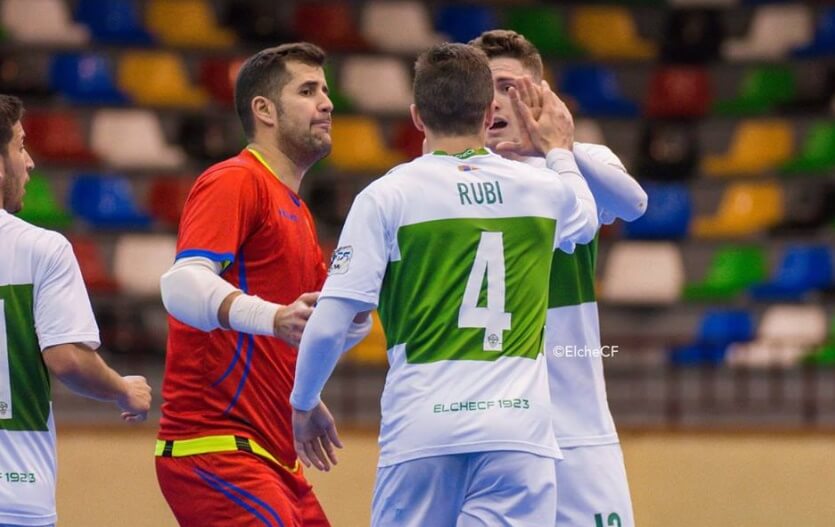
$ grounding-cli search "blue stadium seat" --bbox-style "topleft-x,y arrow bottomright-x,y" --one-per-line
670,310 -> 755,366
69,174 -> 151,229
792,7 -> 835,58
435,5 -> 498,43
624,183 -> 691,240
49,53 -> 128,104
749,245 -> 833,300
75,0 -> 153,45
559,65 -> 639,117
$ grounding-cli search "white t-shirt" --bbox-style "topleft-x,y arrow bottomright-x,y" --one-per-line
0,210 -> 99,526
321,148 -> 596,466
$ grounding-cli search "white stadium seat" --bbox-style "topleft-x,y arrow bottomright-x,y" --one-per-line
113,234 -> 177,297
723,5 -> 813,61
360,1 -> 444,53
91,109 -> 186,169
601,242 -> 685,304
340,56 -> 413,114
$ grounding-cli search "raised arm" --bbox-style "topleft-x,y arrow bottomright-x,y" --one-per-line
573,144 -> 647,223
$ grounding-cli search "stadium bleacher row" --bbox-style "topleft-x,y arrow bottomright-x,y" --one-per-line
2,0 -> 834,382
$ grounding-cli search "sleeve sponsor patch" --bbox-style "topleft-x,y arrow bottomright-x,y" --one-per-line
329,246 -> 353,275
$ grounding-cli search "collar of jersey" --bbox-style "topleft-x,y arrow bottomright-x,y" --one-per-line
246,146 -> 291,188
431,147 -> 489,159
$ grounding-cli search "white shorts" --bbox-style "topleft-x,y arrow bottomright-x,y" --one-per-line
555,443 -> 634,527
372,451 -> 557,527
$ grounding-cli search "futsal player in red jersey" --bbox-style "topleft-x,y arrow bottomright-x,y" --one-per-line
155,42 -> 371,527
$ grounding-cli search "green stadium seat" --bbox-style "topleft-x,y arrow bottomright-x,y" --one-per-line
713,66 -> 796,116
805,316 -> 835,366
683,246 -> 767,301
505,6 -> 584,58
16,172 -> 72,229
324,64 -> 352,113
780,122 -> 835,175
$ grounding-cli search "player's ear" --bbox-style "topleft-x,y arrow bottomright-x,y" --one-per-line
483,104 -> 495,131
410,104 -> 425,133
251,96 -> 277,130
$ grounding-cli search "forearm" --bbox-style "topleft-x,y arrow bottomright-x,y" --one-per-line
43,344 -> 125,402
546,148 -> 598,244
573,146 -> 647,223
291,298 -> 364,411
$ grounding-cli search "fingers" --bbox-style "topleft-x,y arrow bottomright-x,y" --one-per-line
297,292 -> 320,307
508,87 -> 537,135
326,421 -> 344,449
494,140 -> 524,156
295,439 -> 312,469
310,436 -> 331,471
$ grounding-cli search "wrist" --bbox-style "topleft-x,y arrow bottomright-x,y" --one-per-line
229,294 -> 281,336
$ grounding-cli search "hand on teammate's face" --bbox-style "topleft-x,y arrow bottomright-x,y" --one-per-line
292,401 -> 343,472
118,375 -> 152,423
494,76 -> 574,158
274,291 -> 320,348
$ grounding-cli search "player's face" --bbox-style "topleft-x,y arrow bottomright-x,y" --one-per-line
0,121 -> 34,214
275,62 -> 334,166
486,57 -> 533,151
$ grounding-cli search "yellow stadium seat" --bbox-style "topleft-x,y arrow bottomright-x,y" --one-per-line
328,116 -> 406,172
703,120 -> 794,176
571,7 -> 656,60
345,313 -> 388,365
692,182 -> 784,238
146,0 -> 235,48
118,51 -> 208,107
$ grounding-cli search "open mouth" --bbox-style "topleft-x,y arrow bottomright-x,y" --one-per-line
489,118 -> 508,131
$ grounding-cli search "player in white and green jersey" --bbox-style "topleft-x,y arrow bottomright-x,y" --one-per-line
290,44 -> 598,526
0,95 -> 151,527
471,30 -> 648,527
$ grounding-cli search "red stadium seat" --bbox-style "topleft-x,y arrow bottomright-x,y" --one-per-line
645,66 -> 712,118
199,57 -> 244,107
69,235 -> 118,294
22,111 -> 97,164
293,2 -> 367,51
148,176 -> 195,229
393,120 -> 424,160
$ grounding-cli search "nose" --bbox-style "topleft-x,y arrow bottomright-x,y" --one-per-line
24,149 -> 35,171
320,90 -> 334,114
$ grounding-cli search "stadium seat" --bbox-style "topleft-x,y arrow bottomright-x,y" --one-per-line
74,0 -> 153,45
634,121 -> 700,181
505,6 -> 584,58
600,242 -> 685,304
16,172 -> 72,230
327,116 -> 405,172
90,110 -> 185,169
670,309 -> 755,366
623,183 -> 692,240
750,245 -> 833,301
345,313 -> 388,365
113,234 -> 177,297
645,66 -> 712,118
199,57 -> 243,107
340,57 -> 411,114
692,182 -> 784,238
713,66 -> 796,116
661,8 -> 724,63
118,51 -> 209,108
360,1 -> 442,53
69,174 -> 151,229
723,5 -> 813,60
435,4 -> 498,43
220,0 -> 297,45
1,0 -> 89,45
22,111 -> 97,165
702,120 -> 794,176
571,7 -> 656,60
146,0 -> 235,48
294,1 -> 366,50
727,305 -> 828,368
792,7 -> 835,58
804,316 -> 835,366
322,64 -> 353,113
178,115 -> 244,163
0,55 -> 53,97
148,177 -> 195,228
771,181 -> 835,233
683,246 -> 767,301
393,119 -> 425,160
559,65 -> 639,118
49,53 -> 128,105
780,122 -> 835,175
68,235 -> 118,293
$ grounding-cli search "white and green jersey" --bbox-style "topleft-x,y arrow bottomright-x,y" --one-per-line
321,148 -> 596,467
0,210 -> 100,526
530,143 -> 625,447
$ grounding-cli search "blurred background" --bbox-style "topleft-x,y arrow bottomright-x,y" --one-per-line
2,0 -> 835,525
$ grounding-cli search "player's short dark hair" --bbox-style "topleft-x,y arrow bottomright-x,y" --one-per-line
469,30 -> 544,81
413,43 -> 493,137
234,42 -> 326,139
0,95 -> 23,155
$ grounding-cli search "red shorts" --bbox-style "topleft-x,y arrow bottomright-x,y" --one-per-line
156,451 -> 330,527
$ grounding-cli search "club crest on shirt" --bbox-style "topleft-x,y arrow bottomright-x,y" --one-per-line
329,246 -> 353,275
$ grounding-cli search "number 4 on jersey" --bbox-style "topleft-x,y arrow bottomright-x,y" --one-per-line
458,232 -> 512,352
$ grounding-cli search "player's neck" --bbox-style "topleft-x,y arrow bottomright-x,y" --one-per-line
425,133 -> 486,157
247,141 -> 304,194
